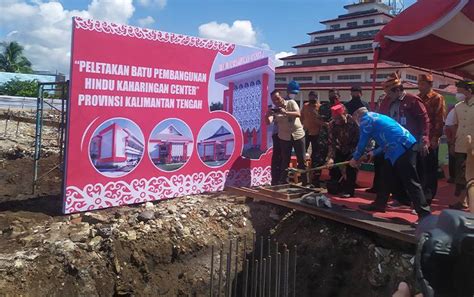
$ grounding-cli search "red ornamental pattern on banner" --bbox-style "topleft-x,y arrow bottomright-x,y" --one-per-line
64,166 -> 271,213
74,18 -> 235,54
64,17 -> 275,214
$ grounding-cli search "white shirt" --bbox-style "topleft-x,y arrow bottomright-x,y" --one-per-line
445,108 -> 456,126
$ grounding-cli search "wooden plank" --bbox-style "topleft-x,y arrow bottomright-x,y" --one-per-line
257,184 -> 315,200
226,186 -> 417,244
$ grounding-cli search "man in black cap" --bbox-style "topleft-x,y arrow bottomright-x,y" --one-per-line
345,85 -> 369,115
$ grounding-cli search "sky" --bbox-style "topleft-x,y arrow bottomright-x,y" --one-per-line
0,0 -> 416,75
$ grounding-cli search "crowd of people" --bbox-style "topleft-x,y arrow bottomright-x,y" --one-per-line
266,73 -> 474,224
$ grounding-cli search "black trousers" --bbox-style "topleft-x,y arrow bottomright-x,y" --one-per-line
374,148 -> 431,218
279,136 -> 306,185
418,147 -> 439,203
449,152 -> 456,180
271,134 -> 282,185
371,153 -> 385,191
329,151 -> 357,195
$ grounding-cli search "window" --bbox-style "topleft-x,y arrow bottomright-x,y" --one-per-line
340,33 -> 351,39
330,24 -> 340,29
314,35 -> 334,42
350,43 -> 372,50
347,21 -> 358,27
286,61 -> 296,66
293,76 -> 313,81
333,46 -> 345,52
357,30 -> 379,37
370,73 -> 390,79
363,19 -> 375,25
327,58 -> 338,64
302,60 -> 322,65
319,76 -> 331,81
344,56 -> 368,63
308,47 -> 329,54
337,75 -> 362,80
275,77 -> 287,82
406,74 -> 418,81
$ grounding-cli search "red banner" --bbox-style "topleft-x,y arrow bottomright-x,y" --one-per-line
63,18 -> 275,213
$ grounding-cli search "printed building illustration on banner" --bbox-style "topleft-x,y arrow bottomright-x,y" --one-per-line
149,124 -> 193,165
90,122 -> 144,171
215,57 -> 272,159
198,125 -> 234,165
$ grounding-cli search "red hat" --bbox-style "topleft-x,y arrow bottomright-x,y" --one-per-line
331,104 -> 345,117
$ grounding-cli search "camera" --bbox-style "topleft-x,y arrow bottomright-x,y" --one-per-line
415,210 -> 474,297
271,107 -> 282,113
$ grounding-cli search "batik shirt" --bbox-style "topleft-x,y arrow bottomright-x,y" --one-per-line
353,112 -> 416,165
327,115 -> 360,159
418,90 -> 446,142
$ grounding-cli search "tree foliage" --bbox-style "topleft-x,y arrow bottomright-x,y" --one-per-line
0,78 -> 38,97
0,41 -> 33,73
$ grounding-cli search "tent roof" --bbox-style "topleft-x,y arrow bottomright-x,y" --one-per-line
374,0 -> 474,78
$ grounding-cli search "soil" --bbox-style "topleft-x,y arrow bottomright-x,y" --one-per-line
0,114 -> 417,296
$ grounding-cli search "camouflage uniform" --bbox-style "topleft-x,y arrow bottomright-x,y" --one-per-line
308,102 -> 331,186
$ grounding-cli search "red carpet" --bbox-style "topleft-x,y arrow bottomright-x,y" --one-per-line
321,168 -> 462,224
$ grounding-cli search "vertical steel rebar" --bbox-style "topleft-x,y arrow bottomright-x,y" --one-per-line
277,252 -> 281,297
274,241 -> 279,297
210,245 -> 214,297
243,259 -> 249,297
233,238 -> 239,297
225,240 -> 232,297
267,255 -> 271,297
262,258 -> 266,297
284,248 -> 289,297
217,245 -> 224,297
259,236 -> 263,297
250,233 -> 255,297
252,260 -> 258,297
292,246 -> 297,297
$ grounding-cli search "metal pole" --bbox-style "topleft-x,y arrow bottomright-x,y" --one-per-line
33,84 -> 43,194
284,248 -> 289,297
15,118 -> 19,137
59,82 -> 67,163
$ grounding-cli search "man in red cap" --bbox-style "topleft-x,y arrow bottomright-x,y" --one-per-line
326,104 -> 360,197
418,73 -> 446,203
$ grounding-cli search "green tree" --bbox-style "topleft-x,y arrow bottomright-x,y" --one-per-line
0,78 -> 38,97
0,41 -> 33,73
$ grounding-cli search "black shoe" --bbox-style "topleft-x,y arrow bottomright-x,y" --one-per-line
365,188 -> 377,194
358,203 -> 386,212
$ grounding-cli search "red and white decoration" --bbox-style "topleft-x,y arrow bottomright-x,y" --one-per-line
64,18 -> 274,213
